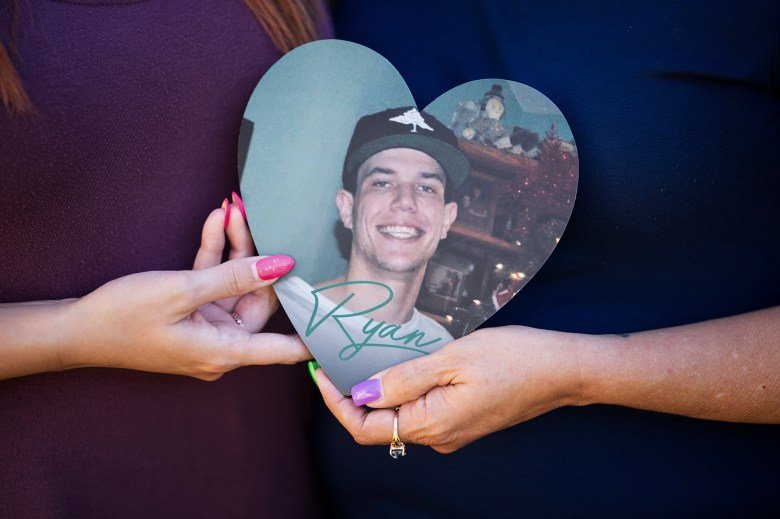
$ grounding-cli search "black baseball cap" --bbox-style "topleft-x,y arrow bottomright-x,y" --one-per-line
342,107 -> 471,193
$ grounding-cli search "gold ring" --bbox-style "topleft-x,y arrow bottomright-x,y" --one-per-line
231,312 -> 245,328
389,406 -> 406,459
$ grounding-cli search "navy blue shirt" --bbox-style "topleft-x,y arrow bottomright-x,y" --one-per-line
315,1 -> 780,516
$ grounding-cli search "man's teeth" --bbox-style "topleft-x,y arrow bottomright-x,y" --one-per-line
378,225 -> 421,238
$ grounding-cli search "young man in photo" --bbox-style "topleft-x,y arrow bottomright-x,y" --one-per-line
275,107 -> 471,385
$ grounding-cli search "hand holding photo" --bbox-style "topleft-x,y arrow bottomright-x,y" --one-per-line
239,41 -> 578,393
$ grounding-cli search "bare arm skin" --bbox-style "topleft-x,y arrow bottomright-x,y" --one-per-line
315,306 -> 779,453
581,305 -> 779,423
0,201 -> 310,382
0,299 -> 77,379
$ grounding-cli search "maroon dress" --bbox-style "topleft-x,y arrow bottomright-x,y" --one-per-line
0,1 -> 329,516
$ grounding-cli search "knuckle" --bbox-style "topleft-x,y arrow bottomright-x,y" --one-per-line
431,444 -> 459,455
435,426 -> 463,448
434,431 -> 459,447
283,337 -> 308,365
402,405 -> 435,446
196,373 -> 223,382
197,352 -> 233,378
223,267 -> 243,297
412,412 -> 457,447
198,368 -> 224,381
350,429 -> 369,446
432,363 -> 452,384
192,356 -> 226,381
434,352 -> 462,382
416,426 -> 444,447
280,336 -> 302,365
346,418 -> 373,446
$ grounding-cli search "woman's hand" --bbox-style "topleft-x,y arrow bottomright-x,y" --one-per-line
190,194 -> 284,334
0,193 -> 310,381
315,325 -> 586,453
315,307 -> 780,453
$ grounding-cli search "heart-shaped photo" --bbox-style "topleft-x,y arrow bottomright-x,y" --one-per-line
239,40 -> 578,394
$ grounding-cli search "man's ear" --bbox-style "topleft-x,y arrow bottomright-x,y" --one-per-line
441,201 -> 458,238
335,189 -> 354,230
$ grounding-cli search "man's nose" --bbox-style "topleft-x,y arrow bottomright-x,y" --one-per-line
390,184 -> 417,212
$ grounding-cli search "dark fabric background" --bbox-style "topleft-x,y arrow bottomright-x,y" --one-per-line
315,1 -> 780,516
0,1 -> 331,516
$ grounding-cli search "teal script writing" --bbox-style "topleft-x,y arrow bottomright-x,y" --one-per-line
305,281 -> 442,360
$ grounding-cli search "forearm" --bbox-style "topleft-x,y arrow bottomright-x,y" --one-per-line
577,306 -> 780,423
0,300 -> 77,380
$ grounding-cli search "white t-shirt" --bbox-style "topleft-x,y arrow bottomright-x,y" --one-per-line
275,276 -> 454,394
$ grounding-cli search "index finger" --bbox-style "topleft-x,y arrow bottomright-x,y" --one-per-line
187,255 -> 293,310
315,369 -> 396,446
238,332 -> 312,365
193,205 -> 227,270
316,369 -> 447,451
226,199 -> 256,260
359,350 -> 453,409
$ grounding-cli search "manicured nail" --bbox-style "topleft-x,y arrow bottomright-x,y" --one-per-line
351,379 -> 382,406
222,198 -> 230,229
232,191 -> 247,221
252,255 -> 294,281
307,361 -> 320,386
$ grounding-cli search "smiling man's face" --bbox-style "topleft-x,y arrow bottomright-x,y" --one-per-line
336,148 -> 458,275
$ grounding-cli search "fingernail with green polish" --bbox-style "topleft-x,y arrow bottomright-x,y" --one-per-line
307,360 -> 320,386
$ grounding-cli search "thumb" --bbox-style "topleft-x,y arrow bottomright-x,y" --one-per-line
351,350 -> 452,409
236,332 -> 312,366
189,254 -> 294,309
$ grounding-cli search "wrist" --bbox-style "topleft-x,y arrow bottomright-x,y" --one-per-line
55,297 -> 98,370
562,333 -> 599,406
573,333 -> 633,407
505,325 -> 597,408
565,331 -> 612,407
0,298 -> 83,379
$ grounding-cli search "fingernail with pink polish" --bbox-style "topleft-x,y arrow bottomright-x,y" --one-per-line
351,379 -> 382,406
252,255 -> 295,281
222,198 -> 230,228
232,191 -> 247,221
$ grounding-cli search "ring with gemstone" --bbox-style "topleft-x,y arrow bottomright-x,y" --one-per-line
231,312 -> 245,328
389,407 -> 406,459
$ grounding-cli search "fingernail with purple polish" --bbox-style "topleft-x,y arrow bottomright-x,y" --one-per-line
252,255 -> 295,281
351,379 -> 382,406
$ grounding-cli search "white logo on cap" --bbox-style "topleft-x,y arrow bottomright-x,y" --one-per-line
389,108 -> 434,133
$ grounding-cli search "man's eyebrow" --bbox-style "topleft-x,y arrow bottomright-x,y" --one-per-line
421,171 -> 446,185
363,167 -> 445,185
365,167 -> 395,177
